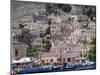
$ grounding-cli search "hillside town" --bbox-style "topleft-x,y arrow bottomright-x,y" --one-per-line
11,1 -> 96,74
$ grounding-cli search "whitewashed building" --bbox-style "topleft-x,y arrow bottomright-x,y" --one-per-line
88,22 -> 96,29
51,24 -> 61,35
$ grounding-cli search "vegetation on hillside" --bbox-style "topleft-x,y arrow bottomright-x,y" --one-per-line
46,3 -> 72,15
87,37 -> 96,61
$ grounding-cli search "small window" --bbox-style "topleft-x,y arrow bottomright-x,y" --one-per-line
68,58 -> 71,62
52,31 -> 54,33
50,59 -> 53,62
12,27 -> 15,29
13,36 -> 16,39
42,60 -> 45,63
57,58 -> 61,62
15,49 -> 19,57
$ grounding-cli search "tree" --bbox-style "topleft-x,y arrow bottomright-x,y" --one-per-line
18,29 -> 33,49
45,4 -> 72,15
56,4 -> 63,8
41,19 -> 52,52
88,46 -> 96,61
46,4 -> 54,15
87,7 -> 96,20
44,40 -> 52,52
61,4 -> 72,13
27,48 -> 39,57
90,37 -> 96,45
44,26 -> 51,35
87,37 -> 96,61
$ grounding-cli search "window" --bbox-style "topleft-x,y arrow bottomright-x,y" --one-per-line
42,60 -> 45,63
57,58 -> 61,62
68,58 -> 71,62
50,59 -> 53,62
15,49 -> 19,57
52,31 -> 54,33
12,27 -> 15,29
